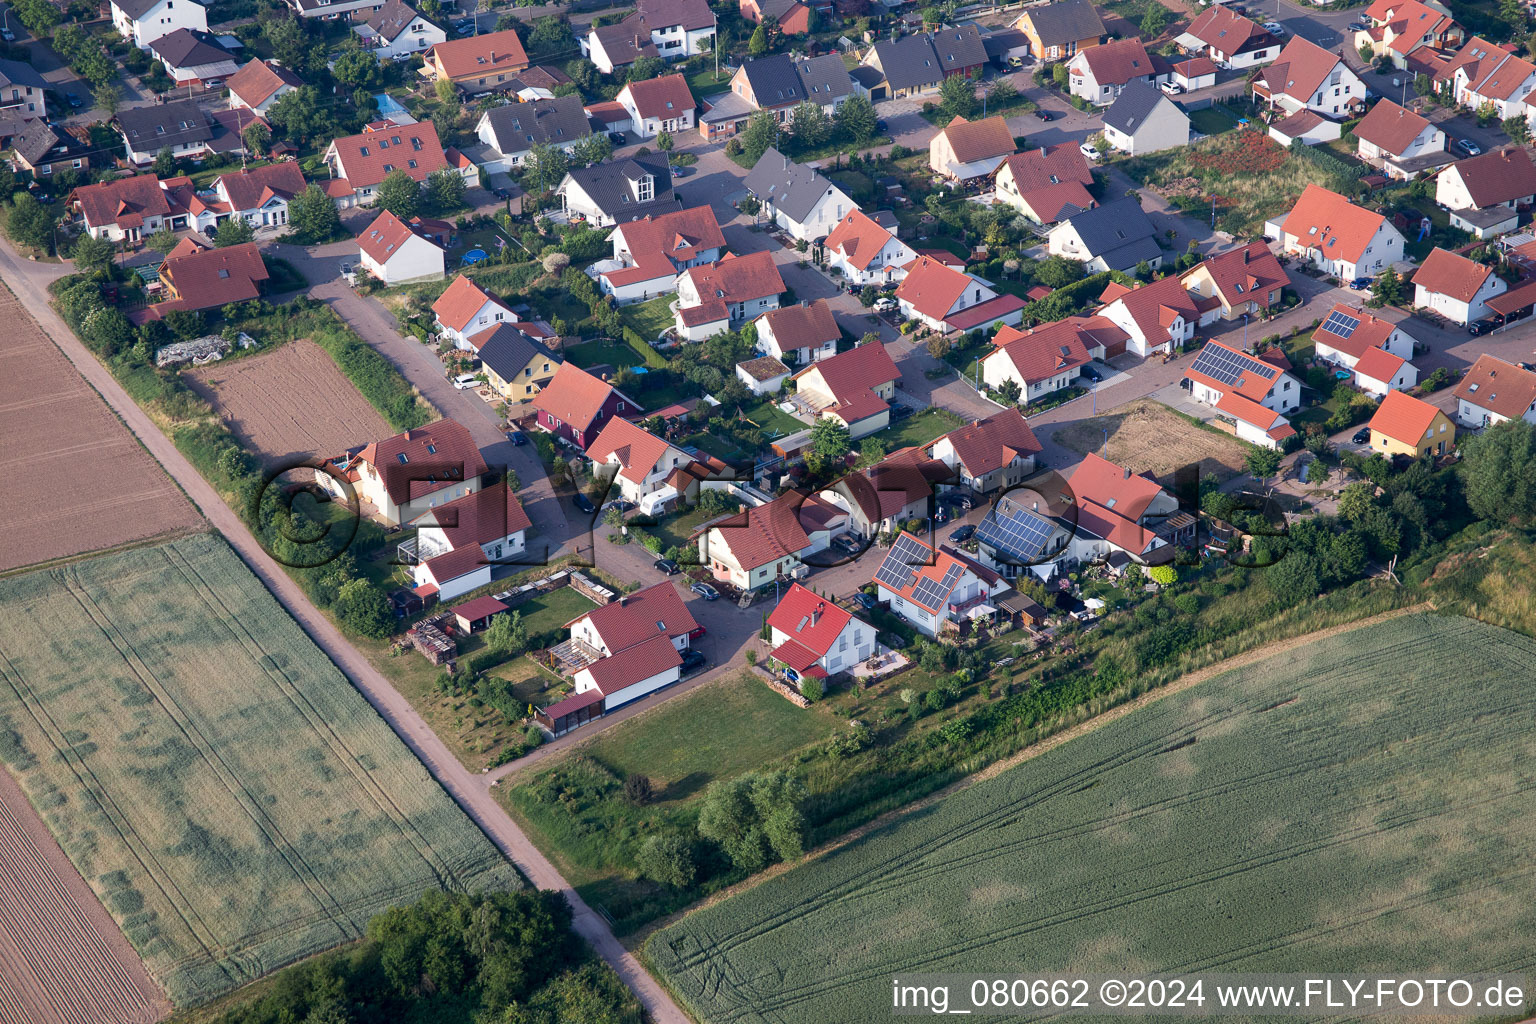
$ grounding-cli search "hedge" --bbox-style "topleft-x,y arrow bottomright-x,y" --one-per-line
1291,141 -> 1366,180
308,313 -> 434,431
621,326 -> 668,369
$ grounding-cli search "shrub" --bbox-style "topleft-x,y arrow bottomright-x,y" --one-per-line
636,834 -> 697,888
624,773 -> 654,805
799,676 -> 824,702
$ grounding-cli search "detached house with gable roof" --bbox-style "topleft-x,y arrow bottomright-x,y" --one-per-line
824,209 -> 917,287
1353,97 -> 1449,179
634,0 -> 715,58
473,322 -> 560,400
1176,4 -> 1277,69
531,362 -> 644,450
1252,35 -> 1363,117
730,53 -> 852,120
150,239 -> 269,317
1101,82 -> 1187,156
739,0 -> 811,36
859,27 -> 985,100
1012,0 -> 1105,61
1047,196 -> 1161,274
357,208 -> 446,284
1096,275 -> 1198,357
1453,353 -> 1536,428
872,532 -> 1008,636
567,581 -> 699,710
818,447 -> 951,542
1446,37 -> 1536,120
117,100 -> 214,166
557,153 -> 678,227
587,417 -> 695,505
697,491 -> 844,589
1063,451 -> 1181,568
1434,147 -> 1536,239
767,583 -> 876,682
321,418 -> 486,527
673,251 -> 786,340
1412,245 -> 1507,324
984,316 -> 1116,400
754,299 -> 841,365
1178,241 -> 1290,323
323,121 -> 459,207
1267,183 -> 1404,279
150,28 -> 239,88
895,254 -> 1026,334
407,482 -> 532,601
1369,389 -> 1454,457
1067,37 -> 1162,106
1308,302 -> 1419,398
423,30 -> 530,94
616,73 -> 697,138
1354,0 -> 1462,70
584,15 -> 659,75
111,0 -> 207,49
433,274 -> 513,348
745,148 -> 856,242
992,143 -> 1095,225
925,407 -> 1042,495
1184,336 -> 1301,447
928,115 -> 1016,182
355,0 -> 444,59
595,205 -> 725,304
227,58 -> 302,115
73,173 -> 188,242
791,341 -> 901,439
473,94 -> 592,171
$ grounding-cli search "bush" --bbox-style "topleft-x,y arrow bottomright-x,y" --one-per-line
624,773 -> 654,804
799,676 -> 823,702
636,834 -> 697,889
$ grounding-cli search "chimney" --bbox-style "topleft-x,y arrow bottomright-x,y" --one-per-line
1243,248 -> 1250,263
1123,467 -> 1131,479
811,602 -> 823,626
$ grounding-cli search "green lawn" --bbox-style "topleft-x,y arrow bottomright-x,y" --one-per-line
680,429 -> 749,464
742,397 -> 807,440
1188,105 -> 1237,136
877,406 -> 964,449
644,503 -> 728,552
685,63 -> 733,96
620,295 -> 676,343
514,586 -> 599,638
566,337 -> 638,371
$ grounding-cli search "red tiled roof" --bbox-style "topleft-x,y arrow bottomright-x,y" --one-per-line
421,480 -> 531,550
895,255 -> 972,321
570,579 -> 698,651
825,209 -> 901,271
1280,183 -> 1387,265
1099,274 -> 1199,343
1353,345 -> 1406,383
432,273 -> 505,331
703,492 -> 815,569
870,531 -> 977,613
620,72 -> 696,120
680,250 -> 785,306
327,121 -> 449,190
1368,388 -> 1443,446
930,407 -> 1041,478
216,161 -> 306,212
430,29 -> 529,81
358,208 -> 441,265
987,316 -> 1094,384
1435,35 -> 1498,87
1078,37 -> 1154,87
935,114 -> 1015,164
767,582 -> 856,660
1075,498 -> 1156,554
1352,98 -> 1432,156
1311,302 -> 1399,359
1452,354 -> 1536,419
585,99 -> 629,125
1411,246 -> 1494,302
356,418 -> 488,506
1464,48 -> 1536,101
452,595 -> 509,621
838,448 -> 950,522
1171,54 -> 1218,78
1183,241 -> 1289,308
587,416 -> 681,484
582,632 -> 682,694
1185,4 -> 1272,54
1366,0 -> 1453,56
603,205 -> 725,288
1068,451 -> 1163,521
793,341 -> 899,419
227,58 -> 302,108
159,241 -> 269,311
1257,35 -> 1346,101
994,142 -> 1095,223
1187,337 -> 1284,402
73,173 -> 173,229
1440,147 -> 1536,208
756,298 -> 840,351
532,362 -> 642,436
1214,389 -> 1285,431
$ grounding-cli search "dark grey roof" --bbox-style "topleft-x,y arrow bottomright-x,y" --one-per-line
982,28 -> 1030,58
744,147 -> 846,224
366,0 -> 437,40
591,14 -> 658,67
561,152 -> 679,221
756,0 -> 802,20
929,24 -> 987,73
1020,0 -> 1105,47
1102,81 -> 1178,135
868,34 -> 942,92
151,28 -> 235,70
850,65 -> 884,88
476,323 -> 559,382
9,119 -> 65,165
112,0 -> 176,19
0,58 -> 47,90
480,94 -> 591,156
794,53 -> 853,103
635,0 -> 713,31
740,54 -> 805,108
117,100 -> 213,151
1056,196 -> 1160,269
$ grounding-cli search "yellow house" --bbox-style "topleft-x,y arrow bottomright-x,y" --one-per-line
1013,0 -> 1105,61
422,30 -> 529,94
471,323 -> 561,401
1177,241 -> 1291,322
1368,390 -> 1455,458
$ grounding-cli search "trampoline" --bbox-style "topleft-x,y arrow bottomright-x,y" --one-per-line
460,248 -> 488,266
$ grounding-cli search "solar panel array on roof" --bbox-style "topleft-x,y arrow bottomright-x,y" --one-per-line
874,533 -> 931,590
1321,309 -> 1361,338
1190,344 -> 1277,387
976,498 -> 1058,563
911,563 -> 964,610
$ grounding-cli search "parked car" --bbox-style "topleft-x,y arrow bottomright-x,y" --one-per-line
506,429 -> 528,446
339,260 -> 354,276
1348,19 -> 1370,30
1079,142 -> 1101,161
452,373 -> 479,389
949,524 -> 976,542
1455,138 -> 1481,156
872,297 -> 898,313
1,28 -> 14,41
1262,20 -> 1284,34
680,649 -> 707,675
573,492 -> 595,514
1349,276 -> 1372,290
1006,56 -> 1023,69
602,498 -> 636,513
1035,110 -> 1054,122
1081,365 -> 1102,382
1468,317 -> 1501,336
942,491 -> 973,511
850,592 -> 877,611
453,19 -> 474,34
875,119 -> 889,132
1159,81 -> 1184,96
65,92 -> 82,108
654,557 -> 680,575
1352,426 -> 1372,444
670,165 -> 693,177
890,402 -> 914,420
688,624 -> 707,640
689,582 -> 719,601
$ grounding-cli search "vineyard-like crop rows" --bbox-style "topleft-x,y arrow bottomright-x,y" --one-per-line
0,534 -> 521,1007
649,613 -> 1536,1024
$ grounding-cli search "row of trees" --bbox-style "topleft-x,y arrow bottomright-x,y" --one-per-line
730,96 -> 879,166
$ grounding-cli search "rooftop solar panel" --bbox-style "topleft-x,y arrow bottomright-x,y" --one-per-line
1190,343 -> 1276,387
874,533 -> 932,591
1322,309 -> 1361,338
976,498 -> 1058,562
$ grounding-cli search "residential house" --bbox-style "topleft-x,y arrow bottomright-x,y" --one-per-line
819,447 -> 950,541
1176,4 -> 1277,69
728,53 -> 851,120
117,100 -> 214,166
531,362 -> 644,449
1311,301 -> 1418,368
697,490 -> 843,589
1351,345 -> 1419,397
1095,275 -> 1198,357
226,58 -> 302,116
634,0 -> 715,59
493,64 -> 573,103
745,148 -> 856,242
790,340 -> 901,439
1354,0 -> 1462,70
595,204 -> 725,303
1411,245 -> 1508,324
1267,183 -> 1404,279
673,251 -> 786,340
925,407 -> 1042,496
1178,240 -> 1290,323
1167,55 -> 1218,91
872,531 -> 1008,637
474,94 -> 591,172
740,0 -> 811,35
767,583 -> 876,681
823,209 -> 917,287
190,161 -> 306,232
587,416 -> 695,504
857,28 -> 985,100
1062,451 -> 1182,568
737,355 -> 793,395
1368,389 -> 1454,457
981,27 -> 1033,67
423,30 -> 530,94
1101,82 -> 1188,155
754,298 -> 841,365
1434,147 -> 1536,238
284,0 -> 391,22
323,121 -> 456,207
1067,37 -> 1160,106
1352,97 -> 1449,179
991,143 -> 1095,225
894,254 -> 1026,333
355,0 -> 444,59
983,315 -> 1113,401
928,114 -> 1015,181
1268,108 -> 1341,147
473,322 -> 560,400
320,419 -> 486,527
1252,35 -> 1364,117
7,120 -> 102,178
557,153 -> 679,226
616,74 -> 696,138
151,28 -> 239,88
929,24 -> 991,79
1184,336 -> 1302,447
1012,0 -> 1105,61
1452,353 -> 1536,427
407,482 -> 531,601
72,173 -> 189,242
0,59 -> 48,116
150,239 -> 269,316
1046,196 -> 1161,274
567,581 -> 699,709
972,493 -> 1073,579
433,274 -> 513,348
111,0 -> 206,49
583,15 -> 660,75
356,207 -> 446,284
696,90 -> 758,139
1446,37 -> 1536,120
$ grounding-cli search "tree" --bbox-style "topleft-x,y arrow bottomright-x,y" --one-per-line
4,193 -> 55,252
426,167 -> 466,211
375,168 -> 421,219
215,216 -> 255,247
834,93 -> 878,143
522,142 -> 568,193
242,119 -> 271,157
1051,62 -> 1069,88
526,15 -> 574,57
267,85 -> 329,144
1505,114 -> 1532,144
1035,254 -> 1085,289
1336,480 -> 1376,522
434,76 -> 458,105
636,834 -> 695,888
1134,258 -> 1153,280
926,333 -> 951,359
1245,445 -> 1282,486
570,132 -> 612,165
288,183 -> 341,243
996,378 -> 1021,405
92,82 -> 120,117
696,770 -> 806,872
152,147 -> 177,178
1147,564 -> 1177,586
332,48 -> 382,89
1372,266 -> 1403,305
739,110 -> 780,164
656,130 -> 673,152
939,71 -> 976,118
1462,420 -> 1536,524
146,226 -> 180,254
748,22 -> 769,56
334,578 -> 393,638
1139,3 -> 1168,39
71,233 -> 114,274
1500,0 -> 1527,36
799,676 -> 823,701
788,100 -> 832,150
623,773 -> 653,804
625,55 -> 664,82
805,416 -> 851,475
484,610 -> 527,655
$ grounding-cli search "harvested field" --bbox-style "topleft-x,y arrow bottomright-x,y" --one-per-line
649,613 -> 1536,1024
0,284 -> 199,574
1054,398 -> 1248,482
0,766 -> 167,1024
185,339 -> 391,466
0,534 -> 521,1007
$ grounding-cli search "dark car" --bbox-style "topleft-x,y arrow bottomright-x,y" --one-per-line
942,491 -> 973,511
654,557 -> 680,575
65,92 -> 82,109
493,187 -> 511,200
1349,276 -> 1372,290
949,524 -> 976,543
1081,366 -> 1102,382
849,592 -> 876,611
453,19 -> 475,34
607,131 -> 627,145
1468,317 -> 1501,336
689,582 -> 719,601
506,429 -> 527,446
1352,426 -> 1372,444
832,534 -> 862,556
680,649 -> 707,675
603,498 -> 636,513
875,118 -> 888,132
890,402 -> 914,420
670,164 -> 693,177
1035,110 -> 1053,122
573,492 -> 595,514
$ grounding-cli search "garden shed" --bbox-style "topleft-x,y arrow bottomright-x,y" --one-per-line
452,595 -> 510,634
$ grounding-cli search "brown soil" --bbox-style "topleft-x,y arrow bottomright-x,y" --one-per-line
0,766 -> 169,1024
1054,397 -> 1250,483
186,339 -> 391,467
0,286 -> 200,574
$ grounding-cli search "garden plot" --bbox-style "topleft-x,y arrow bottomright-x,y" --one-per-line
1054,398 -> 1249,482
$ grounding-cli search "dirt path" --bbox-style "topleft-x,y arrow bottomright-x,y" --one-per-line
0,240 -> 691,1024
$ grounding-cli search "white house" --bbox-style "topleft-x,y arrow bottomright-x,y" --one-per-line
1046,196 -> 1162,274
226,58 -> 302,116
1353,98 -> 1447,180
1101,82 -> 1188,156
586,416 -> 696,504
823,209 -> 916,287
754,299 -> 840,366
1252,35 -> 1363,117
556,153 -> 678,228
409,483 -> 530,601
188,162 -> 306,233
1176,4 -> 1277,69
1268,108 -> 1341,147
697,492 -> 845,590
743,148 -> 855,243
320,418 -> 486,527
894,255 -> 1026,334
1185,338 -> 1301,447
737,355 -> 792,395
357,208 -> 446,285
594,204 -> 725,304
1062,451 -> 1183,567
766,583 -> 875,681
432,274 -> 514,349
673,251 -> 785,341
1310,302 -> 1417,369
991,144 -> 1095,226
1067,37 -> 1160,105
1096,276 -> 1199,357
116,101 -> 214,166
356,0 -> 445,60
111,0 -> 206,49
473,94 -> 591,172
872,532 -> 1008,637
634,0 -> 716,59
982,316 -> 1106,403
1451,40 -> 1536,121
791,341 -> 901,440
615,74 -> 697,139
1266,184 -> 1404,280
1351,346 -> 1419,398
567,581 -> 699,709
928,114 -> 1015,182
1411,246 -> 1507,325
1434,148 -> 1536,239
924,407 -> 1042,496
1452,354 -> 1536,428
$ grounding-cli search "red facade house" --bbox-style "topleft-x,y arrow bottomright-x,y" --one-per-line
529,362 -> 645,450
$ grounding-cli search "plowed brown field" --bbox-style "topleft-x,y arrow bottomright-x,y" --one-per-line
0,286 -> 199,573
186,339 -> 390,466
